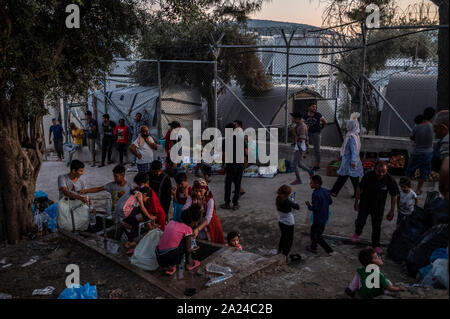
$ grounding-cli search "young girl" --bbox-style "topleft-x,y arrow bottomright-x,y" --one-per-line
183,179 -> 225,244
171,172 -> 192,222
156,204 -> 202,275
226,231 -> 242,250
276,185 -> 300,260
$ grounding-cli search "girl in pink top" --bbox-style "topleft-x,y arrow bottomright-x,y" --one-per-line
156,204 -> 202,276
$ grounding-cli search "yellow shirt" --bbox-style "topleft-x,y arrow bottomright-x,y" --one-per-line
71,128 -> 84,145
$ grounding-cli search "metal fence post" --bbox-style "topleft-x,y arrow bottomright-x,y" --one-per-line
213,57 -> 218,129
157,59 -> 162,138
359,23 -> 367,129
282,29 -> 295,144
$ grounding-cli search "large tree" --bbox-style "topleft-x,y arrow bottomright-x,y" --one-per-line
131,0 -> 272,126
0,0 -> 143,243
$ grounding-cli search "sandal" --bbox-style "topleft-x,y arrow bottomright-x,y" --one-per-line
165,266 -> 177,276
186,259 -> 201,271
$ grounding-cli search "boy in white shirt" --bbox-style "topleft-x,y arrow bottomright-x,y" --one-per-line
396,177 -> 418,225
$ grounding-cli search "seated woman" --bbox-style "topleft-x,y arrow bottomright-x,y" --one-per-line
183,178 -> 224,244
156,204 -> 202,275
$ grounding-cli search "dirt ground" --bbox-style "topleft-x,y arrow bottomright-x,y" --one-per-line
0,159 -> 447,299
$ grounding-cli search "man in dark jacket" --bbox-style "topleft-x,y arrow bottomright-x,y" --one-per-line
148,160 -> 172,223
305,175 -> 334,254
352,161 -> 399,255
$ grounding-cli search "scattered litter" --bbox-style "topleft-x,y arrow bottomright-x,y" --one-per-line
206,263 -> 232,276
205,274 -> 233,287
58,283 -> 97,299
21,256 -> 39,267
32,286 -> 55,296
109,288 -> 124,299
1,264 -> 12,269
269,249 -> 278,255
0,293 -> 12,299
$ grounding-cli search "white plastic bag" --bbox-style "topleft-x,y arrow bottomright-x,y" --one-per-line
57,198 -> 90,232
130,228 -> 163,271
422,258 -> 449,289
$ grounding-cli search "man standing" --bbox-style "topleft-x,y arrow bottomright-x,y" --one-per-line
291,112 -> 314,185
114,119 -> 130,165
233,120 -> 246,196
164,121 -> 181,173
99,114 -> 116,167
67,122 -> 84,167
131,109 -> 150,166
49,118 -> 65,161
405,107 -> 436,195
352,161 -> 399,255
220,123 -> 248,211
129,125 -> 157,174
303,103 -> 327,170
149,160 -> 172,222
85,111 -> 98,167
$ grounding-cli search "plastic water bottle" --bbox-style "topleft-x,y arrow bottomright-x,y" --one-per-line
178,255 -> 185,280
191,238 -> 198,250
87,197 -> 96,226
106,198 -> 112,215
205,274 -> 233,287
205,263 -> 232,275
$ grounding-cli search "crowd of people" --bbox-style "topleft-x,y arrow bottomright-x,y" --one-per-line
54,104 -> 448,299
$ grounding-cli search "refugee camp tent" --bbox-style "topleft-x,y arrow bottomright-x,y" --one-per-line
91,85 -> 205,140
378,74 -> 437,137
218,85 -> 343,147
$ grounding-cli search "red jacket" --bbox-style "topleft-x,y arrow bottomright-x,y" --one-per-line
145,189 -> 166,231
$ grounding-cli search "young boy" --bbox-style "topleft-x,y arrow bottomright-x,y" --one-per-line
305,175 -> 334,255
346,248 -> 405,299
396,177 -> 418,225
80,165 -> 132,210
171,172 -> 192,222
149,160 -> 172,222
226,231 -> 242,250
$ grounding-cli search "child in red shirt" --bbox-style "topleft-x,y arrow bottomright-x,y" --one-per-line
114,119 -> 129,165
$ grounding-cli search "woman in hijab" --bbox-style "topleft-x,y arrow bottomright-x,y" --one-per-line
330,113 -> 364,198
183,178 -> 225,244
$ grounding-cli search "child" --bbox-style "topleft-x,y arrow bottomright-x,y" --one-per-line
171,172 -> 192,222
346,248 -> 405,299
226,231 -> 242,250
396,177 -> 418,225
122,187 -> 159,253
156,204 -> 202,276
276,185 -> 300,260
414,114 -> 424,126
305,175 -> 334,255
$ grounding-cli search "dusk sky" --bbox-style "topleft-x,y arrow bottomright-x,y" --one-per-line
249,0 -> 437,27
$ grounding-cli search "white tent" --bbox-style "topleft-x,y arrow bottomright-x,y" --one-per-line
91,85 -> 205,140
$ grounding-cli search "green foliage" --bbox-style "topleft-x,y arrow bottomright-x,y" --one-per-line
132,0 -> 272,97
1,0 -> 143,118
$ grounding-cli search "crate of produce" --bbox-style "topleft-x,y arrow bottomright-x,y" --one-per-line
326,160 -> 341,177
414,169 -> 440,182
388,149 -> 409,176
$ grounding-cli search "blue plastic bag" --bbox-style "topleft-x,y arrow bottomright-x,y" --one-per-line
58,283 -> 97,299
173,201 -> 184,222
45,203 -> 58,231
34,190 -> 48,199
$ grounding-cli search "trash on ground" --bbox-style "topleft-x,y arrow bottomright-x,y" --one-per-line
21,256 -> 39,267
58,283 -> 97,299
205,274 -> 233,287
109,288 -> 124,299
32,286 -> 55,296
205,263 -> 232,275
1,264 -> 12,269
